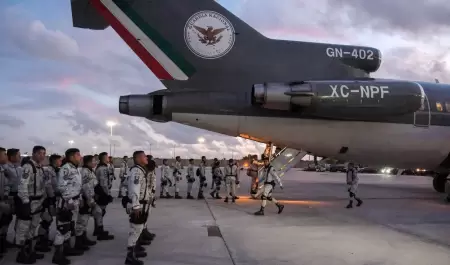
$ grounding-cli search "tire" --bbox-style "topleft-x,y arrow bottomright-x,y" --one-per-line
433,174 -> 447,193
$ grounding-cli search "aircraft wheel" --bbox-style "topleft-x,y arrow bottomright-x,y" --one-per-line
432,173 -> 447,193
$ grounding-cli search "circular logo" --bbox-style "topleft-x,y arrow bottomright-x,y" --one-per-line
184,10 -> 235,60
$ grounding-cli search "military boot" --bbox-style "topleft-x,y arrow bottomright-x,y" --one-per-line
16,240 -> 36,264
254,207 -> 265,216
186,193 -> 194,199
231,197 -> 236,203
159,191 -> 165,198
234,196 -> 240,200
96,226 -> 114,241
210,191 -> 216,198
137,234 -> 151,246
356,198 -> 363,207
197,192 -> 205,200
51,245 -> 70,265
165,192 -> 173,199
346,200 -> 353,209
35,235 -> 52,253
276,203 -> 285,214
135,244 -> 147,258
0,235 -> 6,254
30,239 -> 45,260
141,228 -> 155,241
63,240 -> 83,257
224,197 -> 229,203
74,236 -> 89,251
81,232 -> 96,246
125,246 -> 143,265
174,192 -> 183,199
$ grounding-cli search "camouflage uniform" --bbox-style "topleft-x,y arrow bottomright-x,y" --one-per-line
0,164 -> 12,257
15,159 -> 47,263
172,161 -> 183,199
74,167 -> 97,248
93,163 -> 114,239
118,160 -> 129,197
52,162 -> 84,263
186,163 -> 195,199
125,165 -> 150,264
159,164 -> 173,198
35,165 -> 58,253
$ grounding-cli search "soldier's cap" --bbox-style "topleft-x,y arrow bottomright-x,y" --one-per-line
229,158 -> 234,162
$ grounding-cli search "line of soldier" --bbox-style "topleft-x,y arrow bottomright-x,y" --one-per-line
0,146 -> 157,265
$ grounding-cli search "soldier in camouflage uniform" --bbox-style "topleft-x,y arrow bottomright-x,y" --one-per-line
15,146 -> 47,264
52,148 -> 84,265
172,156 -> 183,199
93,152 -> 114,240
0,147 -> 11,259
35,154 -> 61,253
125,151 -> 149,265
2,148 -> 20,250
74,155 -> 98,250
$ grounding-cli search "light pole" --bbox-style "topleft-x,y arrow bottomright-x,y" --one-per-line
197,137 -> 205,144
106,121 -> 116,155
68,140 -> 74,148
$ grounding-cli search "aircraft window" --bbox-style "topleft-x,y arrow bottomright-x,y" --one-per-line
446,102 -> 450,112
436,102 -> 444,112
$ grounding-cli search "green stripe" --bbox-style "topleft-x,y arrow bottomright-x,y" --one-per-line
113,0 -> 196,77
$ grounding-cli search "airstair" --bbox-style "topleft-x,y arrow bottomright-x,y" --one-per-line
257,146 -> 308,184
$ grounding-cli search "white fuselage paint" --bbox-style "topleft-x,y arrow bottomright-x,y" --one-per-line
172,113 -> 450,169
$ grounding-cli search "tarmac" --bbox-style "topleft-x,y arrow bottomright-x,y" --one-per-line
2,168 -> 450,265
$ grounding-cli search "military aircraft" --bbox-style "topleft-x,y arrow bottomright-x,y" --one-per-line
70,0 -> 450,193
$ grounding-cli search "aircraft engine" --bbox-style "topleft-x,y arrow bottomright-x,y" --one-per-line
252,80 -> 425,119
119,94 -> 171,122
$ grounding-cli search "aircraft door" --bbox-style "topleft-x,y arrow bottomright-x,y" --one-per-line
413,85 -> 431,128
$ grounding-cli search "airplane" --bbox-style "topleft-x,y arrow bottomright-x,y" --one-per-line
70,0 -> 450,194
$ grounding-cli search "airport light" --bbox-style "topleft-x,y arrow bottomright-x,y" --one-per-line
106,121 -> 117,136
106,121 -> 117,155
197,137 -> 205,143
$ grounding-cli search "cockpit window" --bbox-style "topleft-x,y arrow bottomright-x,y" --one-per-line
436,102 -> 444,112
445,102 -> 450,112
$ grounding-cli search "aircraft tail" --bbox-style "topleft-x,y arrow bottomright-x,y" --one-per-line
71,0 -> 266,81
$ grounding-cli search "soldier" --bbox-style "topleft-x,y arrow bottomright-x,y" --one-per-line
159,159 -> 173,198
0,147 -> 11,258
186,159 -> 196,199
172,156 -> 183,199
118,156 -> 129,198
75,155 -> 98,250
248,155 -> 260,196
35,154 -> 61,253
197,156 -> 207,199
125,151 -> 150,265
52,148 -> 84,265
346,162 -> 363,208
3,148 -> 22,248
107,156 -> 115,192
223,159 -> 238,203
254,157 -> 284,216
210,158 -> 218,191
15,146 -> 47,264
93,152 -> 114,240
138,159 -> 157,247
209,160 -> 223,199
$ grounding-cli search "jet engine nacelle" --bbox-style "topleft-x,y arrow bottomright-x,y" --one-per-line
119,94 -> 171,122
252,80 -> 425,119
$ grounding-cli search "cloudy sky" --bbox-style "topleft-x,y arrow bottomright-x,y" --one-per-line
0,0 -> 449,158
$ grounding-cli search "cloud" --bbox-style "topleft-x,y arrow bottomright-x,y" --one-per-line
0,114 -> 25,128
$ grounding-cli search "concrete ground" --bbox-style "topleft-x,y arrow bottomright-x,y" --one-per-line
2,169 -> 450,265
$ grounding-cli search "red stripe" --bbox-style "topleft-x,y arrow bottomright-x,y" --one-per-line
91,0 -> 173,80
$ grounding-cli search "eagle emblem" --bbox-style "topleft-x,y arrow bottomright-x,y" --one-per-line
193,26 -> 226,45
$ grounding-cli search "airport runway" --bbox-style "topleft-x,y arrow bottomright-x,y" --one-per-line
2,169 -> 450,265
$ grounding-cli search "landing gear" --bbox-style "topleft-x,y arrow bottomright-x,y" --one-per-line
432,173 -> 448,193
